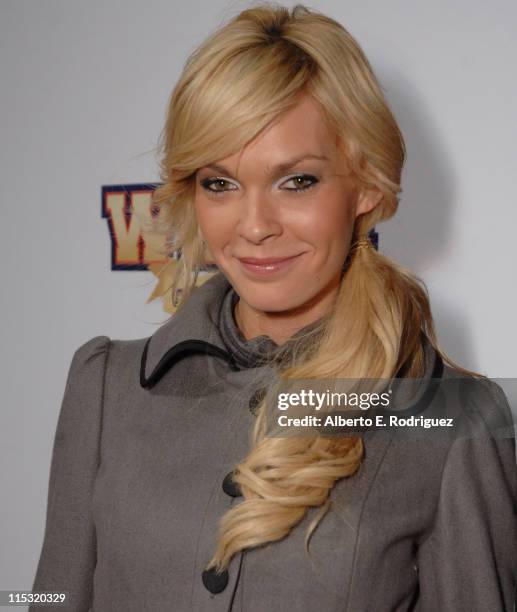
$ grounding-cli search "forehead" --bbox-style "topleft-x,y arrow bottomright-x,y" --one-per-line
217,94 -> 340,170
249,94 -> 335,154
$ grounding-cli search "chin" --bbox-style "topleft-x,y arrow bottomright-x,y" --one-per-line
236,284 -> 314,314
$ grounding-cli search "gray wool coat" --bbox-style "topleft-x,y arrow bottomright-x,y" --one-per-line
30,271 -> 517,611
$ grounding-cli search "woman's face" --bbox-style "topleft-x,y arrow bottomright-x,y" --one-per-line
194,93 -> 381,329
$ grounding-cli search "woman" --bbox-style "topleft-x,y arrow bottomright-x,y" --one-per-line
31,4 -> 516,611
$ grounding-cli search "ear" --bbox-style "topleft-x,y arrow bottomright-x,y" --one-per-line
355,187 -> 383,218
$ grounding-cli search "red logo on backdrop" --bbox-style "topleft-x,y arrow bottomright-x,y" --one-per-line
102,183 -> 165,270
101,183 -> 217,312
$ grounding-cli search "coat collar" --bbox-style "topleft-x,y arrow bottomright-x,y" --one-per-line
140,271 -> 238,389
139,270 -> 444,391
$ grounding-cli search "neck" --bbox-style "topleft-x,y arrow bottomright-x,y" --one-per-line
233,275 -> 340,345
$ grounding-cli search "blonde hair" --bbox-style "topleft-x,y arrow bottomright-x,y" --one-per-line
151,2 -> 486,574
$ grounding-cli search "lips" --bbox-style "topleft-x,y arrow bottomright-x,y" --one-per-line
237,255 -> 301,264
235,253 -> 305,278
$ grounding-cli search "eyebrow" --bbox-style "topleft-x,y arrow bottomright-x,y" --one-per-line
202,154 -> 330,178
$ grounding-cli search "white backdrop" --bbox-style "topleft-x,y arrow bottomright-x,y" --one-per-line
1,0 -> 516,599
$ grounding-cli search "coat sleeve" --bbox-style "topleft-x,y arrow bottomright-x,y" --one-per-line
415,381 -> 517,611
29,335 -> 111,612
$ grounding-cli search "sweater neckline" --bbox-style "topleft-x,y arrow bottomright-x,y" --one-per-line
218,285 -> 324,369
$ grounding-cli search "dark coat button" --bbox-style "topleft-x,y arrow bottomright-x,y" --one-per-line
222,471 -> 242,497
248,387 -> 267,415
202,566 -> 229,594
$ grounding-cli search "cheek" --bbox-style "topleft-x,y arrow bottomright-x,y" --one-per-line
194,199 -> 228,248
307,200 -> 355,253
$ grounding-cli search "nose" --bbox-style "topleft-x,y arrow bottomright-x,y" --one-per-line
236,190 -> 282,244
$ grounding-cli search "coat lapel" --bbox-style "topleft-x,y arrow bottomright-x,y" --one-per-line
140,271 -> 238,389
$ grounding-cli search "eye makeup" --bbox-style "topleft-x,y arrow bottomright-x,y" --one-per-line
199,173 -> 320,196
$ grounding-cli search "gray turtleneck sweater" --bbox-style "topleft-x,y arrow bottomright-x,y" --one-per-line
218,284 -> 324,370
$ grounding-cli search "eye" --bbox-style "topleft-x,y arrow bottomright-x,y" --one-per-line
200,177 -> 237,195
199,173 -> 319,196
282,174 -> 319,192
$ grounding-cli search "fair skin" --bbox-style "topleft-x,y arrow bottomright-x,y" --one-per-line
194,93 -> 382,345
